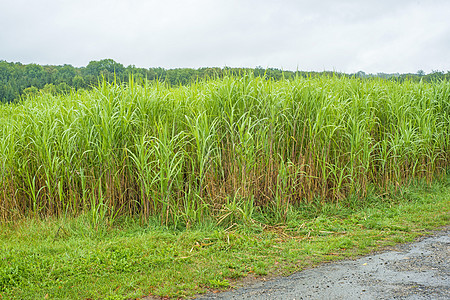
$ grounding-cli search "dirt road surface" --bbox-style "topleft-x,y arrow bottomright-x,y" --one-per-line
197,227 -> 449,299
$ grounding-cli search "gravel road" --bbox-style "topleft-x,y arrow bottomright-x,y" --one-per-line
196,227 -> 449,299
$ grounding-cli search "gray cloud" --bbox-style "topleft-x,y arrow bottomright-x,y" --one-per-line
1,0 -> 449,73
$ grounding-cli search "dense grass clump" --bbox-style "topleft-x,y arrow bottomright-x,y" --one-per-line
0,75 -> 449,224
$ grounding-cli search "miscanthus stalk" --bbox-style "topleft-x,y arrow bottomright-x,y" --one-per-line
0,74 -> 448,225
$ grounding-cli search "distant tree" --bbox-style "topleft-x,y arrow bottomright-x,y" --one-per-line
24,64 -> 45,87
356,71 -> 366,78
56,82 -> 71,94
1,59 -> 449,103
254,66 -> 265,77
416,69 -> 425,76
426,70 -> 444,81
73,75 -> 86,90
42,83 -> 57,95
56,64 -> 76,85
84,59 -> 125,83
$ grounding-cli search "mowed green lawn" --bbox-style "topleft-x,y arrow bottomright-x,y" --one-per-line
1,177 -> 449,299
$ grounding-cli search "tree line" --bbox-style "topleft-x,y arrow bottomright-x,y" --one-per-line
1,58 -> 449,103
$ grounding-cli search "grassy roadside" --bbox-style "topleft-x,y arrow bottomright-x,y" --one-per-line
1,178 -> 449,299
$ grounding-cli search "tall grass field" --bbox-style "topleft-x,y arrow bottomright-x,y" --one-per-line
1,74 -> 449,225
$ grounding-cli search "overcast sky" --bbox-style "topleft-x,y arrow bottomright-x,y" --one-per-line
1,0 -> 449,73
